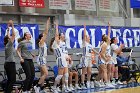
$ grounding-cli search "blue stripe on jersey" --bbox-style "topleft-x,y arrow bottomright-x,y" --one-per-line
54,48 -> 61,58
39,57 -> 43,65
54,49 -> 59,58
60,58 -> 64,67
82,57 -> 86,67
57,49 -> 61,57
58,58 -> 64,68
83,47 -> 86,56
40,47 -> 44,57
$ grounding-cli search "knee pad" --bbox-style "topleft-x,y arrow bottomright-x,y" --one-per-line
55,75 -> 63,81
64,73 -> 69,81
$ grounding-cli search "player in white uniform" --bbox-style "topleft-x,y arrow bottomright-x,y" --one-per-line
50,22 -> 69,93
111,37 -> 124,84
59,34 -> 81,91
105,22 -> 115,84
97,34 -> 115,88
81,24 -> 98,89
34,18 -> 50,93
96,22 -> 116,88
59,33 -> 72,92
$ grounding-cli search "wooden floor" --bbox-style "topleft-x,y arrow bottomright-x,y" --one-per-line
1,85 -> 140,93
95,86 -> 140,93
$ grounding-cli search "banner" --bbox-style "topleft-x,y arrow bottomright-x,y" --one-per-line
0,24 -> 39,50
49,0 -> 71,10
75,0 -> 96,11
130,0 -> 140,8
99,0 -> 119,12
59,26 -> 140,48
19,0 -> 44,8
0,0 -> 14,6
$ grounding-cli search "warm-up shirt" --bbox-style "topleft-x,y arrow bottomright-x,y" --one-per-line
18,40 -> 33,59
5,40 -> 15,62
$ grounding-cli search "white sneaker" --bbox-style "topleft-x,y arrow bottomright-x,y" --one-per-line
94,81 -> 102,87
69,86 -> 75,91
40,89 -> 47,93
100,82 -> 106,87
64,87 -> 71,92
86,82 -> 90,89
51,86 -> 58,93
57,87 -> 61,92
62,86 -> 66,92
90,81 -> 94,88
75,84 -> 81,90
117,81 -> 123,85
106,83 -> 115,88
81,84 -> 87,89
111,81 -> 117,86
34,86 -> 40,93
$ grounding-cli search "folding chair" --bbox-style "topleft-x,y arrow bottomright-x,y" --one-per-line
33,66 -> 40,86
91,64 -> 99,81
125,49 -> 140,83
0,71 -> 6,91
15,68 -> 25,93
128,63 -> 140,83
76,63 -> 83,85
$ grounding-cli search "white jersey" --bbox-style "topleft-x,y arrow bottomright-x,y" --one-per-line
111,43 -> 118,58
59,40 -> 68,54
81,41 -> 93,67
52,40 -> 63,58
98,42 -> 108,63
83,41 -> 93,57
52,40 -> 68,68
111,43 -> 119,64
37,43 -> 47,65
38,43 -> 47,58
106,45 -> 111,56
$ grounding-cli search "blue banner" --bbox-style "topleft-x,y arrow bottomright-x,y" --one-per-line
130,0 -> 140,8
0,24 -> 39,50
59,26 -> 140,48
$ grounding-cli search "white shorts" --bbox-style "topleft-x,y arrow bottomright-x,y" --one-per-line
107,57 -> 114,64
112,57 -> 117,64
107,61 -> 113,64
37,56 -> 47,66
56,56 -> 68,68
80,56 -> 92,67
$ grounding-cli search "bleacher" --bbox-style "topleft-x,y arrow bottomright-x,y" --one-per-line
0,47 -> 140,74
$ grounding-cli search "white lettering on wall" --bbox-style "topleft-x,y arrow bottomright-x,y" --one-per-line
65,28 -> 75,48
133,29 -> 140,47
123,29 -> 131,47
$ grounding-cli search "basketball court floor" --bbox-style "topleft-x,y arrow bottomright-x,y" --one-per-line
95,86 -> 140,93
72,82 -> 140,93
50,82 -> 140,93
1,82 -> 140,93
32,82 -> 140,93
